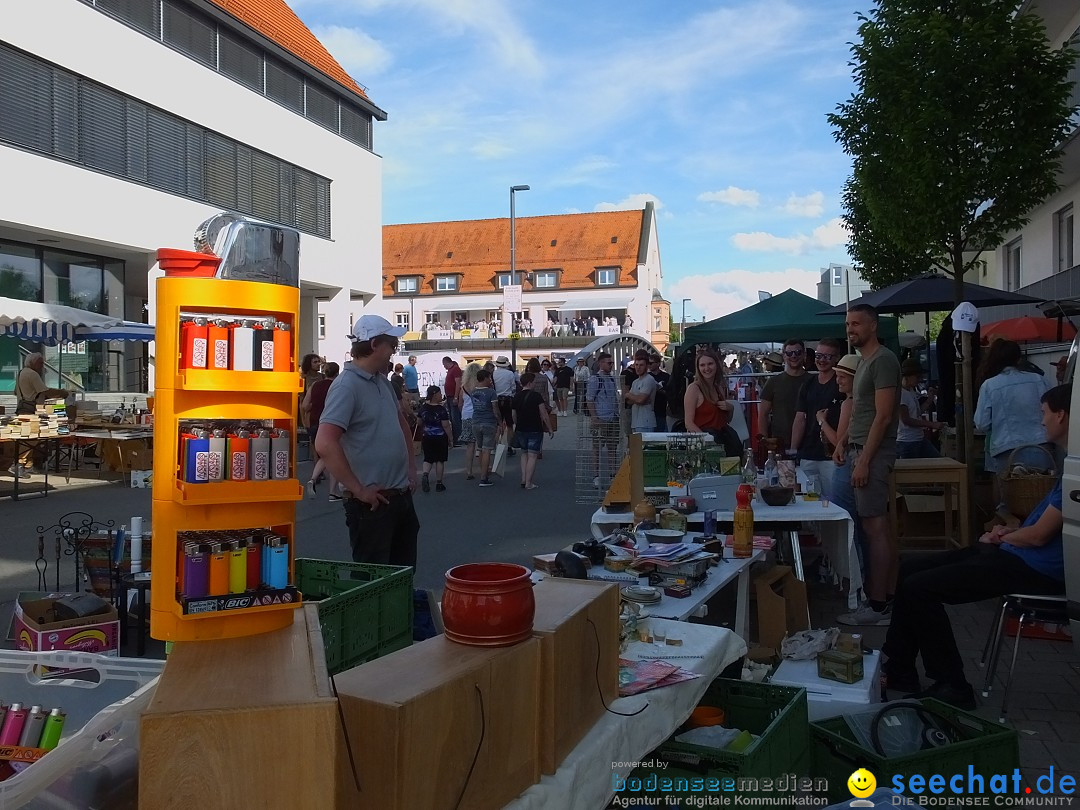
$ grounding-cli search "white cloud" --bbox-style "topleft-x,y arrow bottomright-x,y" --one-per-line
783,191 -> 824,218
311,25 -> 392,78
732,217 -> 848,255
699,187 -> 760,208
471,139 -> 513,159
551,155 -> 617,187
595,193 -> 664,212
666,268 -> 822,321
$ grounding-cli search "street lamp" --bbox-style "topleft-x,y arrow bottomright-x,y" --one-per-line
509,184 -> 530,366
681,298 -> 691,345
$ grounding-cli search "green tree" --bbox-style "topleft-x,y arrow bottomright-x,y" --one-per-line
669,313 -> 681,346
829,0 -> 1077,303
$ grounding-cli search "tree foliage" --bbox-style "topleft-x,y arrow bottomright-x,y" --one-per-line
829,0 -> 1077,298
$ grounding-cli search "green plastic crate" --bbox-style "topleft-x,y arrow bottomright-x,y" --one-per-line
811,699 -> 1020,803
657,678 -> 809,778
295,558 -> 414,676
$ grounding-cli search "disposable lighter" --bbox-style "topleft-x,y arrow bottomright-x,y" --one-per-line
185,429 -> 210,483
183,543 -> 209,599
18,706 -> 46,748
273,321 -> 291,372
207,319 -> 230,370
208,541 -> 229,596
179,318 -> 208,369
0,703 -> 26,746
251,429 -> 271,481
230,320 -> 255,371
208,429 -> 226,482
246,534 -> 263,589
271,429 -> 290,480
37,709 -> 65,751
229,540 -> 247,594
227,429 -> 250,481
266,536 -> 289,589
253,319 -> 275,371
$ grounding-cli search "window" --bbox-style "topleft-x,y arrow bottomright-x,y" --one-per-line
534,271 -> 557,289
80,0 -> 378,150
832,265 -> 844,285
1004,238 -> 1022,291
435,276 -> 458,292
487,311 -> 501,323
0,44 -> 332,238
1056,205 -> 1074,274
653,308 -> 662,333
317,314 -> 326,340
0,241 -> 42,301
425,312 -> 440,324
396,277 -> 418,294
394,312 -> 410,331
596,268 -> 616,286
496,273 -> 513,288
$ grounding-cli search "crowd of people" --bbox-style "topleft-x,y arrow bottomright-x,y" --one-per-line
419,314 -> 634,338
298,308 -> 1070,712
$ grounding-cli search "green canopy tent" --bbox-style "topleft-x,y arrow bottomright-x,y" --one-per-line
682,288 -> 898,349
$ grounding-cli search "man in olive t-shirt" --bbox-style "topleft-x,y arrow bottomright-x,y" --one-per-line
758,338 -> 808,451
838,304 -> 902,628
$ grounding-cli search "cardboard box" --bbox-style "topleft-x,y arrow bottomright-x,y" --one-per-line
530,578 -> 619,773
334,634 -> 541,810
754,565 -> 808,652
14,594 -> 119,657
130,469 -> 153,488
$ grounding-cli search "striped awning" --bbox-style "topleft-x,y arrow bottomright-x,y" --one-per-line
1,320 -> 77,346
0,296 -> 146,346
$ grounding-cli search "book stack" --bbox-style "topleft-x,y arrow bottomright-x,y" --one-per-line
35,400 -> 70,437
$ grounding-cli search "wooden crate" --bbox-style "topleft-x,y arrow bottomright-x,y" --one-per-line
531,577 -> 620,773
334,634 -> 541,810
140,606 -> 347,808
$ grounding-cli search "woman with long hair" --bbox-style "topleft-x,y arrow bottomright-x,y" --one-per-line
524,357 -> 553,407
974,338 -> 1052,474
683,349 -> 742,457
457,362 -> 482,480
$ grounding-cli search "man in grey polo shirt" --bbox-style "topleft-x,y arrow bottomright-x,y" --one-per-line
315,315 -> 419,567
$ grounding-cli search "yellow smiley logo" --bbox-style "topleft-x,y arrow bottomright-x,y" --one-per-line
847,768 -> 876,798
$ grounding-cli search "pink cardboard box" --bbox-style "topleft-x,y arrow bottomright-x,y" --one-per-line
14,594 -> 120,657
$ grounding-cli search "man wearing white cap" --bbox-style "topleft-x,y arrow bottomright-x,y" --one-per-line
316,315 -> 419,567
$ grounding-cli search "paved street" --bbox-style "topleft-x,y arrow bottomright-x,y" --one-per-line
0,426 -> 1077,790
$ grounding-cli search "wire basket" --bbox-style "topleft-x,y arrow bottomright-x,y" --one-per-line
1001,444 -> 1057,519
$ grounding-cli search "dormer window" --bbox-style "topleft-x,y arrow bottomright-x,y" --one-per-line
435,275 -> 459,292
597,268 -> 617,286
496,273 -> 513,288
396,277 -> 419,293
533,271 -> 558,288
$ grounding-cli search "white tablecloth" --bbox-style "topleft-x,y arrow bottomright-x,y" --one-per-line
592,497 -> 863,609
505,620 -> 746,810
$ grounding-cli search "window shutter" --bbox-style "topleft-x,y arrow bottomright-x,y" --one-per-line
96,0 -> 161,37
78,82 -> 127,176
163,1 -> 217,69
265,58 -> 303,113
219,31 -> 263,92
305,84 -> 337,129
0,45 -> 54,154
205,131 -> 237,208
147,107 -> 187,194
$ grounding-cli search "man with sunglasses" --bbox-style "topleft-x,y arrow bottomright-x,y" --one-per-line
790,338 -> 845,498
316,315 -> 419,568
758,338 -> 808,452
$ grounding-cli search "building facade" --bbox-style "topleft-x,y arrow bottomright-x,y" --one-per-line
1,0 -> 385,396
816,262 -> 873,307
335,203 -> 665,359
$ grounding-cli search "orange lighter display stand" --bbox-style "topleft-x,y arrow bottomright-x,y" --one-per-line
151,275 -> 303,642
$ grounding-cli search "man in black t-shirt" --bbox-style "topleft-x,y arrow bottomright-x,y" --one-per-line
553,357 -> 575,417
649,355 -> 670,431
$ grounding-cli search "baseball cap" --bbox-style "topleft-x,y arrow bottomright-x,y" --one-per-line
350,314 -> 406,342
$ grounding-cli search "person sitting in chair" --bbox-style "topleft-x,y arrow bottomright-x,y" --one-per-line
880,383 -> 1071,709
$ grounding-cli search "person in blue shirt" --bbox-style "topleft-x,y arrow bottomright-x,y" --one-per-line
402,355 -> 420,407
586,352 -> 620,487
881,384 -> 1071,709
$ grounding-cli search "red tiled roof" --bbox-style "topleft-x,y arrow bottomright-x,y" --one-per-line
383,210 -> 646,296
207,0 -> 368,98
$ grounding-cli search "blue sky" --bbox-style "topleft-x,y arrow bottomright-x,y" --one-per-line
291,0 -> 869,321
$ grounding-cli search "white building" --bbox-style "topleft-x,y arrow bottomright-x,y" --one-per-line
816,262 -> 873,307
0,0 -> 385,396
333,203 -> 666,359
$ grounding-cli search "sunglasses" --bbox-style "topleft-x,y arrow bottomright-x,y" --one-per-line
784,349 -> 804,357
815,352 -> 837,361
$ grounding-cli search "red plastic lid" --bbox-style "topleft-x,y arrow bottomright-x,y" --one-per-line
156,248 -> 221,278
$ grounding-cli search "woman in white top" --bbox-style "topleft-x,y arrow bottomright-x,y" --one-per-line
456,362 -> 482,480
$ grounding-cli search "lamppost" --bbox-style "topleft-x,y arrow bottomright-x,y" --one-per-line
681,298 -> 691,345
509,184 -> 529,366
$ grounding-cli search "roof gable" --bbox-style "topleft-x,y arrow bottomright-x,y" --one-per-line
207,0 -> 367,98
383,210 -> 646,296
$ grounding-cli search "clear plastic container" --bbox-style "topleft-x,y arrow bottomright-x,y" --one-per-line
0,649 -> 163,809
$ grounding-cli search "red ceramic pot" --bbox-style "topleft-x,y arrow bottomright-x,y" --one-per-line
442,563 -> 535,647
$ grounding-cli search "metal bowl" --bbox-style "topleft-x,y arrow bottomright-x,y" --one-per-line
644,528 -> 686,544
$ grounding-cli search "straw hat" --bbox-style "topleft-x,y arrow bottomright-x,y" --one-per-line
494,356 -> 511,368
834,354 -> 861,376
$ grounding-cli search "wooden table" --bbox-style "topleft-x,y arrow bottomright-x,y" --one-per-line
889,457 -> 970,548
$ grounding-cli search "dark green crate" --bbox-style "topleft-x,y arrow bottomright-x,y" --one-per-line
653,678 -> 810,781
810,699 -> 1019,803
295,558 -> 414,676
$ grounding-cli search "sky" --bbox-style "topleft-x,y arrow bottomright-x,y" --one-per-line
290,0 -> 870,322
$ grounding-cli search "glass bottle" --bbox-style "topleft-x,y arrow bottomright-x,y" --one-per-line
741,449 -> 757,485
763,451 -> 778,487
733,486 -> 754,559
